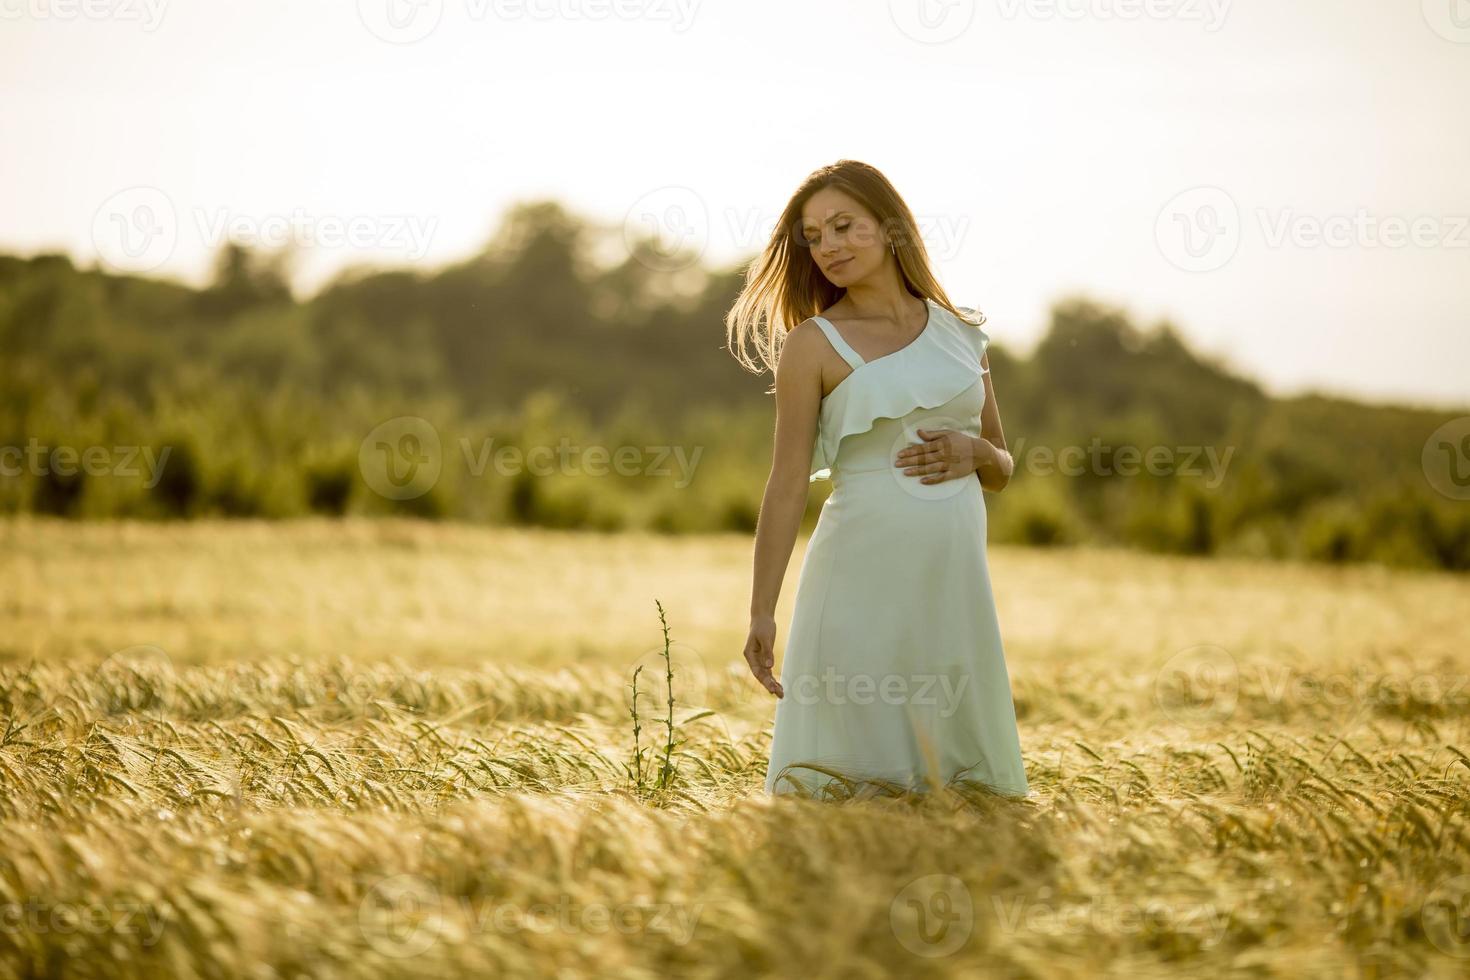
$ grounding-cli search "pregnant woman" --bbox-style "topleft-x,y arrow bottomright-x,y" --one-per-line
724,159 -> 1029,799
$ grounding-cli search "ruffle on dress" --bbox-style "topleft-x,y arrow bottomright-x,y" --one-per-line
809,302 -> 991,482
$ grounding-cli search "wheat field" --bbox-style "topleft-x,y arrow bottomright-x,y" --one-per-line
1,516 -> 1467,978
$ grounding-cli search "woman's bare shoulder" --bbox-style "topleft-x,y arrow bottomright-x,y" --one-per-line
776,318 -> 827,383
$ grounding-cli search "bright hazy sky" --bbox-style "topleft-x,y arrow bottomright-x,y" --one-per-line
2,0 -> 1467,409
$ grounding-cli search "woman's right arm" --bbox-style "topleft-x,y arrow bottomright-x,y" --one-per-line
742,320 -> 824,699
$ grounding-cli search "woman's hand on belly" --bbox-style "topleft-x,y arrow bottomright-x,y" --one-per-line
894,427 -> 991,485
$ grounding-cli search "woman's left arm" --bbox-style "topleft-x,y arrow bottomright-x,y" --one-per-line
972,352 -> 1015,493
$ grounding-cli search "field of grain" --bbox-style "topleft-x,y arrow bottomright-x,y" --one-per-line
1,516 -> 1468,978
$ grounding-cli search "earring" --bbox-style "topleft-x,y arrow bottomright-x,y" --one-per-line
890,242 -> 896,255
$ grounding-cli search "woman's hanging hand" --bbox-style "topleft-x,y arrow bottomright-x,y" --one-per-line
743,615 -> 783,698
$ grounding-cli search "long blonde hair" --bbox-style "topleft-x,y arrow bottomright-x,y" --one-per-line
724,159 -> 984,387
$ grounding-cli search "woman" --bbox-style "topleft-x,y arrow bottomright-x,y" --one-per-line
724,160 -> 1029,799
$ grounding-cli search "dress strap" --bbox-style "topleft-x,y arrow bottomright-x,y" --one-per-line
811,316 -> 866,370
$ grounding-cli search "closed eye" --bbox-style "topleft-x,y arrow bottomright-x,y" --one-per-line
800,222 -> 850,247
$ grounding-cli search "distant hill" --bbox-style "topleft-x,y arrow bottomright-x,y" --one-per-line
1,200 -> 1466,571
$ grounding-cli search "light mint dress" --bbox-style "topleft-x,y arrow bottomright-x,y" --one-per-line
763,298 -> 1030,799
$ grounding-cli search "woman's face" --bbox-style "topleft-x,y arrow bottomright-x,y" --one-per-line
798,187 -> 891,286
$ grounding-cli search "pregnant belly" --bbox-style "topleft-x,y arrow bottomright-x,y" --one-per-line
825,465 -> 985,537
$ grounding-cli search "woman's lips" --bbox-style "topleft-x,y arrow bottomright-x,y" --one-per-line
828,257 -> 852,272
